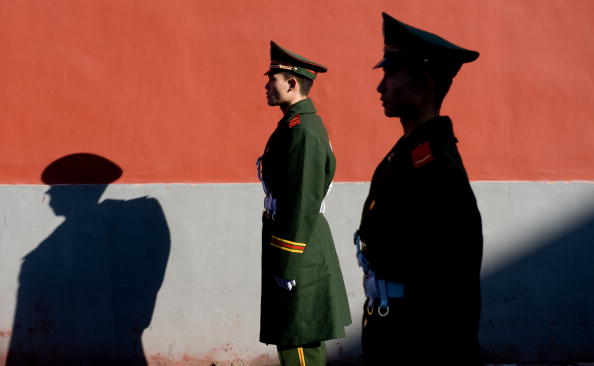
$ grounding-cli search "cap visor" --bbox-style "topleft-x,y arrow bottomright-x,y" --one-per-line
373,58 -> 389,69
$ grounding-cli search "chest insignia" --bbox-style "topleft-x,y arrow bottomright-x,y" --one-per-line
412,141 -> 434,168
288,114 -> 301,128
368,200 -> 376,210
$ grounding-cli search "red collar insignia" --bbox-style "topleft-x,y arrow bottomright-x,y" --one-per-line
288,115 -> 301,128
412,141 -> 434,168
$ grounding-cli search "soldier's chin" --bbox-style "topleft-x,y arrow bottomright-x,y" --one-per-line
49,205 -> 66,217
383,106 -> 398,117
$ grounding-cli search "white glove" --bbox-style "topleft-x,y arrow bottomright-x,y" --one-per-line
275,277 -> 296,291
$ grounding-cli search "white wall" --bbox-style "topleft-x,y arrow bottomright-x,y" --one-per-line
1,182 -> 593,365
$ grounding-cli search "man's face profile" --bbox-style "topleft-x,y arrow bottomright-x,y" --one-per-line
376,67 -> 421,118
265,73 -> 292,107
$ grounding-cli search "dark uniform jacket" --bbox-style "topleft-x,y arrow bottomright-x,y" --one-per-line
259,98 -> 351,346
358,116 -> 483,359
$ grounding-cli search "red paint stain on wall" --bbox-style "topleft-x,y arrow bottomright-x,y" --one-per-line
1,0 -> 594,183
148,352 -> 276,366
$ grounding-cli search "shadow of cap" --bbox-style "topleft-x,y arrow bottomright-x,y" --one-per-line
41,153 -> 123,185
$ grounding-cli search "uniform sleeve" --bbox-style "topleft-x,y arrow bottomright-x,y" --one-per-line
407,142 -> 483,305
269,126 -> 327,279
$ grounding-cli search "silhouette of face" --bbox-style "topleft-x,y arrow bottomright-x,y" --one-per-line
377,67 -> 423,118
46,186 -> 69,216
45,185 -> 105,217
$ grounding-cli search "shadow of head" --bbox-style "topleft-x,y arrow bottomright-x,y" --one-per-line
41,153 -> 122,217
5,153 -> 170,365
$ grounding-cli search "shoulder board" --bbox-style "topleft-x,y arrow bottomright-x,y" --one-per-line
288,114 -> 301,128
412,141 -> 434,168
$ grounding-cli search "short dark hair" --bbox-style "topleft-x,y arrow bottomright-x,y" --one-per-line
279,71 -> 314,96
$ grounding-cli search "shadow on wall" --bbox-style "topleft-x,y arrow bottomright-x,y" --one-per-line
480,209 -> 594,363
6,153 -> 171,366
334,210 -> 594,365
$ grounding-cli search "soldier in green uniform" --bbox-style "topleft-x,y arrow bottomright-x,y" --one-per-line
258,41 -> 351,366
354,13 -> 483,365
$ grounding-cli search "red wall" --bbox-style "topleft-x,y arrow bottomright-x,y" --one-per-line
1,0 -> 593,183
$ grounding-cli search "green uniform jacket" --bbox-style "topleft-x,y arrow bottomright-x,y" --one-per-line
259,98 -> 351,346
358,116 -> 483,360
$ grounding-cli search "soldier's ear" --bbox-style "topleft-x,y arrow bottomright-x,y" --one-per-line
419,71 -> 433,89
415,71 -> 435,96
287,78 -> 298,92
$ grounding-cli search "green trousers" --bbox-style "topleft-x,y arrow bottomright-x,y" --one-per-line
277,342 -> 326,366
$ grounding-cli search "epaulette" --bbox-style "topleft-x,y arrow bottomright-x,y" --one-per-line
411,141 -> 434,168
288,114 -> 301,128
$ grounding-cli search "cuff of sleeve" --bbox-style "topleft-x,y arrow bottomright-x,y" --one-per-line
270,235 -> 306,279
270,235 -> 307,254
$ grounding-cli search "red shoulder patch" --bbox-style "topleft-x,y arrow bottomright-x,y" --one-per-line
411,141 -> 434,168
288,115 -> 301,128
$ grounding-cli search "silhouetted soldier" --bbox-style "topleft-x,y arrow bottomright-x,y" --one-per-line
354,13 -> 483,365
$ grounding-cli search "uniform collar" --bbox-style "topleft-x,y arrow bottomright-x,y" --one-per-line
283,98 -> 316,120
406,115 -> 457,144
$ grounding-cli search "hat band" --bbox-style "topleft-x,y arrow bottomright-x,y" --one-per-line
384,45 -> 401,53
382,46 -> 431,65
269,63 -> 318,76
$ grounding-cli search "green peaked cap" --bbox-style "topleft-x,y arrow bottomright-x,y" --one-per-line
266,41 -> 327,80
375,12 -> 479,77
